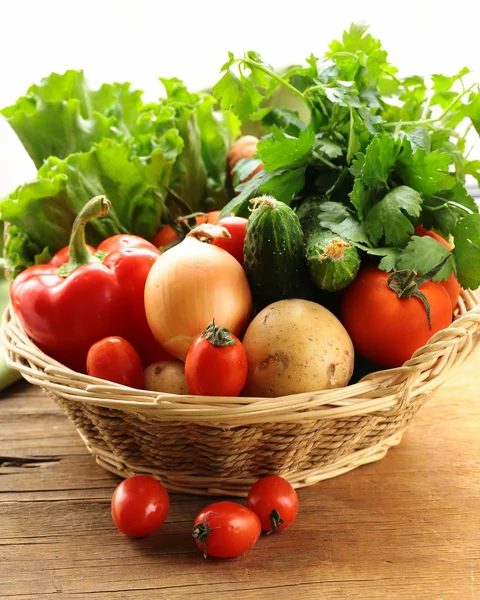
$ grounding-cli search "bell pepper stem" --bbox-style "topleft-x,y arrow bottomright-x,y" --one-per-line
55,196 -> 111,277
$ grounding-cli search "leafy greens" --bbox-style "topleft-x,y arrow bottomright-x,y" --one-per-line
213,23 -> 480,289
1,72 -> 239,276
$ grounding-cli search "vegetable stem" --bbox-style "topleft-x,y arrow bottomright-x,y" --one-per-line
55,196 -> 110,277
438,83 -> 477,121
240,57 -> 306,102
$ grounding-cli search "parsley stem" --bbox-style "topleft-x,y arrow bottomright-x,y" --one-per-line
384,83 -> 478,130
380,67 -> 402,86
329,51 -> 359,60
239,57 -> 306,102
438,83 -> 477,121
424,201 -> 474,216
312,151 -> 341,170
421,93 -> 433,120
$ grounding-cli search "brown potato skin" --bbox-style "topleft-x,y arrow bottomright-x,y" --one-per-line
144,361 -> 189,395
242,299 -> 354,398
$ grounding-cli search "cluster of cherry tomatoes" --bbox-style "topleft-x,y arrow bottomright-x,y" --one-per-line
111,474 -> 299,559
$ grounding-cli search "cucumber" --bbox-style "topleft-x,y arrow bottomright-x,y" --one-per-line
244,196 -> 311,312
298,201 -> 361,292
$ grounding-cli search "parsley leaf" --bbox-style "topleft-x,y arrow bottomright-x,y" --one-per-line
396,235 -> 454,281
316,201 -> 369,244
212,68 -> 263,122
257,107 -> 307,136
431,67 -> 470,91
453,214 -> 480,289
421,182 -> 479,237
396,141 -> 451,195
349,135 -> 401,218
365,185 -> 423,247
314,136 -> 344,159
257,128 -> 315,171
366,247 -> 402,271
221,167 -> 307,217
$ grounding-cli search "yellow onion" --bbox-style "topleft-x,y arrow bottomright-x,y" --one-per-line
145,224 -> 252,361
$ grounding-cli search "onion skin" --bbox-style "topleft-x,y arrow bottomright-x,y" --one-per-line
144,226 -> 252,361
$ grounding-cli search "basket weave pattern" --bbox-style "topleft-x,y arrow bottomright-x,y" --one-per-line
3,290 -> 480,496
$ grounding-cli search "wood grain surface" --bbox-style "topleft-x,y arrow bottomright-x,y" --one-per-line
1,353 -> 479,600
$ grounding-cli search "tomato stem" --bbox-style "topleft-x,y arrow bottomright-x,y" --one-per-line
267,509 -> 284,534
202,319 -> 236,348
387,254 -> 452,329
192,513 -> 219,559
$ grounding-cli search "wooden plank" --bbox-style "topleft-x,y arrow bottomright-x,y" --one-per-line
0,351 -> 479,599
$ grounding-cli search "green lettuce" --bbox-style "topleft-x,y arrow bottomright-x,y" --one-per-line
1,72 -> 239,277
0,134 -> 183,275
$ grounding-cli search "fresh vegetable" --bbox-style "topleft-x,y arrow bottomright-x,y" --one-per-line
1,73 -> 239,276
212,216 -> 248,267
213,26 -> 480,292
145,224 -> 252,361
152,211 -> 222,250
87,337 -> 144,389
247,475 -> 299,533
341,266 -> 453,368
298,200 -> 361,292
244,196 -> 311,313
414,225 -> 461,309
227,135 -> 264,189
192,501 -> 261,559
242,299 -> 354,397
10,196 -> 170,372
111,475 -> 170,538
185,320 -> 248,396
144,361 -> 189,394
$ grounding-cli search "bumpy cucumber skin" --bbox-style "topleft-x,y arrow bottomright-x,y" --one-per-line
298,201 -> 361,292
244,199 -> 311,312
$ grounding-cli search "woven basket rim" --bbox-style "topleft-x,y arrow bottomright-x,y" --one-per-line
3,288 -> 480,426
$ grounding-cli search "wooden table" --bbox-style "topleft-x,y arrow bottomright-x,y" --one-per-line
1,356 -> 479,600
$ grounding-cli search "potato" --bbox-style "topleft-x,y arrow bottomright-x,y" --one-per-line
144,361 -> 189,395
242,299 -> 354,397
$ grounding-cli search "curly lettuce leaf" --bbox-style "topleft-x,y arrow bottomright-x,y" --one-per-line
1,71 -> 143,168
3,225 -> 51,279
0,135 -> 183,274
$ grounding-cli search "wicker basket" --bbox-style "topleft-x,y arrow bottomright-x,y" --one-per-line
2,290 -> 480,496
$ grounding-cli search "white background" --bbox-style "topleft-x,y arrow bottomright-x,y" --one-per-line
1,0 -> 479,196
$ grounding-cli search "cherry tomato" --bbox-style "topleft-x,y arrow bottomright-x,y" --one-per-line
185,321 -> 248,396
213,216 -> 248,267
247,475 -> 299,533
341,267 -> 453,368
86,336 -> 144,389
111,475 -> 170,537
153,225 -> 179,249
192,501 -> 261,559
153,211 -> 222,250
414,225 -> 460,309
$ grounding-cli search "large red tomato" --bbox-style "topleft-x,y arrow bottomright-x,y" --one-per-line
341,267 -> 453,368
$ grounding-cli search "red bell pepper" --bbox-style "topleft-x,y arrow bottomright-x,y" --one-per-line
10,196 -> 172,372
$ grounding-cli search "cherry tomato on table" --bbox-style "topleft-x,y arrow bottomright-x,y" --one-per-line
185,320 -> 248,396
213,216 -> 248,267
341,267 -> 453,368
86,336 -> 144,389
111,475 -> 170,537
247,475 -> 299,533
414,225 -> 461,309
192,501 -> 261,558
